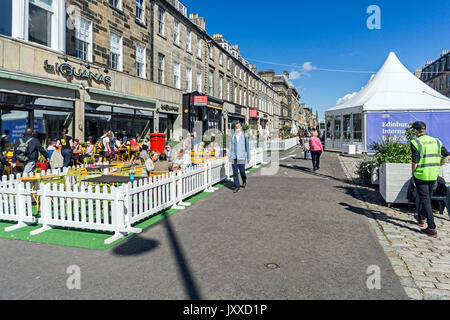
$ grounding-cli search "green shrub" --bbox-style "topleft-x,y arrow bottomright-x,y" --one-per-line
369,137 -> 411,165
356,156 -> 378,185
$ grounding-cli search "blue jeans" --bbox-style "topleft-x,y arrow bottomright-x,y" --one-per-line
232,159 -> 247,190
61,149 -> 73,167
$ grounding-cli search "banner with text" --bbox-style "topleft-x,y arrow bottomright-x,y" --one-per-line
367,112 -> 450,152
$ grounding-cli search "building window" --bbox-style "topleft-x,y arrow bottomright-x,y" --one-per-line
234,86 -> 237,103
209,70 -> 214,96
110,32 -> 122,71
227,58 -> 231,70
136,44 -> 146,78
226,79 -> 230,101
209,44 -> 214,60
136,0 -> 144,22
219,75 -> 223,99
447,75 -> 450,88
186,29 -> 191,52
28,0 -> 55,48
173,20 -> 180,45
158,53 -> 165,84
109,0 -> 122,10
186,67 -> 192,92
197,38 -> 202,58
157,8 -> 164,35
219,53 -> 223,66
243,90 -> 246,106
196,72 -> 202,92
234,65 -> 238,77
239,88 -> 242,105
75,17 -> 92,62
173,61 -> 181,89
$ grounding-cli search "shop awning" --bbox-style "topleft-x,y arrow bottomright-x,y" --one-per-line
86,87 -> 157,105
0,69 -> 80,91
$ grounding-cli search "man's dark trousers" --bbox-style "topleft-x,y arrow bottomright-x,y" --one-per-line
232,159 -> 247,189
415,178 -> 437,229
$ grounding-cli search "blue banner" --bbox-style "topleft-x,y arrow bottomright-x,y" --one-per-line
367,112 -> 450,152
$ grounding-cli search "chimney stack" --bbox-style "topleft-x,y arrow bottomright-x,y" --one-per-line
189,13 -> 206,31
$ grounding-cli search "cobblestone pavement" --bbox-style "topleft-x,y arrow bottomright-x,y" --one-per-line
339,155 -> 450,300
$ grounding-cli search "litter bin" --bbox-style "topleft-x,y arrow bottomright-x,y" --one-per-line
150,133 -> 167,154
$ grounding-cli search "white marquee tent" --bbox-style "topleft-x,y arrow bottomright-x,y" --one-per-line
324,52 -> 450,153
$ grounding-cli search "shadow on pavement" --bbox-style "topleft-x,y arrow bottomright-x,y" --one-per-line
112,236 -> 160,256
339,202 -> 423,234
163,217 -> 202,300
279,164 -> 349,184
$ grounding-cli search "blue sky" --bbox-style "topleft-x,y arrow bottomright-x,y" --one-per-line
184,0 -> 450,120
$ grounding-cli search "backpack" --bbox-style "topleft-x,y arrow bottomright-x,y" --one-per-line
50,149 -> 64,169
15,138 -> 33,163
96,138 -> 105,153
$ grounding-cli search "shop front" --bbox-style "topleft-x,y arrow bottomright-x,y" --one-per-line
0,92 -> 75,144
249,108 -> 258,127
157,102 -> 181,141
224,102 -> 246,133
183,92 -> 224,137
84,87 -> 157,142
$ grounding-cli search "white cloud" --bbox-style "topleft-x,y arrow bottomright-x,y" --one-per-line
302,62 -> 317,72
289,70 -> 301,80
336,92 -> 357,105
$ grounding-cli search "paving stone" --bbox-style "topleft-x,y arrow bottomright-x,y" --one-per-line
399,277 -> 416,288
422,288 -> 450,298
403,287 -> 423,300
435,283 -> 450,290
437,278 -> 450,284
412,275 -> 437,283
423,294 -> 450,300
415,281 -> 436,288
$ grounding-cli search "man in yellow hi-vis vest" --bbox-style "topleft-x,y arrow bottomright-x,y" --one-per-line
410,122 -> 449,238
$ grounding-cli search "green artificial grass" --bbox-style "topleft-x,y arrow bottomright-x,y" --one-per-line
0,180 -> 231,251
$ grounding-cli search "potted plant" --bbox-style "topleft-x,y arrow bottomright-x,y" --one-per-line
88,157 -> 95,168
35,168 -> 42,178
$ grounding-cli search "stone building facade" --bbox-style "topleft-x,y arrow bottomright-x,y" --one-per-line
419,50 -> 450,98
0,0 -> 281,145
258,70 -> 299,129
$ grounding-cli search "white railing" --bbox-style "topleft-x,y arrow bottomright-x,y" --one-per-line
0,153 -> 265,244
0,179 -> 36,231
250,137 -> 299,151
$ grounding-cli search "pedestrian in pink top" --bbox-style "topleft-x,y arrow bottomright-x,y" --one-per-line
309,130 -> 324,171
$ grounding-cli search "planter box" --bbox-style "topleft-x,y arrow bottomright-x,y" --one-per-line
380,163 -> 450,205
342,144 -> 356,155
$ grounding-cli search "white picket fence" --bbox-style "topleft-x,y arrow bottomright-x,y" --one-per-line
250,137 -> 299,152
0,152 -> 264,244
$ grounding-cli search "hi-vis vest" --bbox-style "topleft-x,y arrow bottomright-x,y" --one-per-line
410,135 -> 442,182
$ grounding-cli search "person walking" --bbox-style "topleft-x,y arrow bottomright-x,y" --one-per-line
56,128 -> 74,168
230,122 -> 251,194
11,128 -> 49,175
309,130 -> 324,171
302,132 -> 311,160
409,121 -> 449,238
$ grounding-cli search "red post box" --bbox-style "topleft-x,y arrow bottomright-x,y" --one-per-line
150,133 -> 167,154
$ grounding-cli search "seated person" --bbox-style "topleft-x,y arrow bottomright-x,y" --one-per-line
80,140 -> 94,163
73,139 -> 82,153
142,151 -> 159,177
174,148 -> 192,170
46,140 -> 57,160
139,144 -> 151,162
154,153 -> 174,172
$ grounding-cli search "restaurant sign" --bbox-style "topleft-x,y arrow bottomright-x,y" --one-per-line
249,108 -> 258,118
44,60 -> 112,85
160,104 -> 179,113
193,96 -> 208,106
